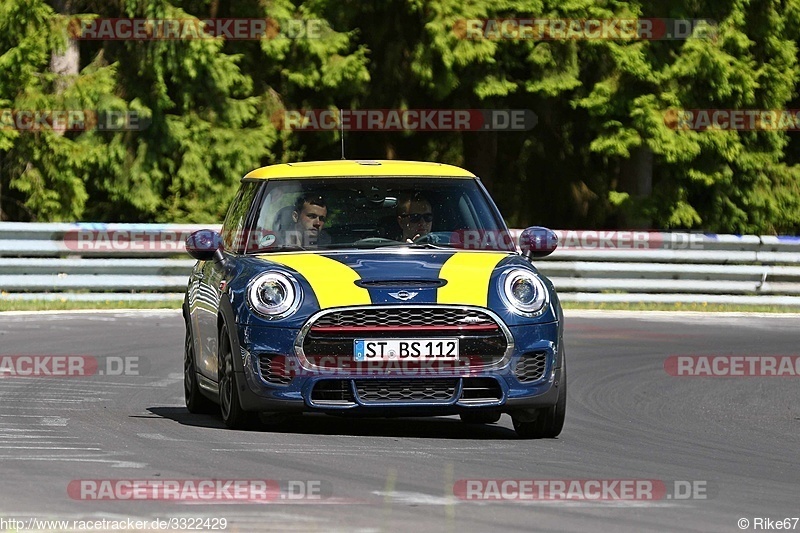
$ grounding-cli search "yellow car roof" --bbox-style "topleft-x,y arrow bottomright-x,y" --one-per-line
244,160 -> 476,180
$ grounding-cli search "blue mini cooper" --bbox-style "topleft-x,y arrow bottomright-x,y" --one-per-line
183,160 -> 565,438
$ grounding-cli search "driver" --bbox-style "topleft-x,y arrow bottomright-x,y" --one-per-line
287,193 -> 330,247
396,193 -> 434,242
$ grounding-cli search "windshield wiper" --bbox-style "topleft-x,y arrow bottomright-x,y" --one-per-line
378,242 -> 454,250
248,245 -> 306,254
409,243 -> 454,250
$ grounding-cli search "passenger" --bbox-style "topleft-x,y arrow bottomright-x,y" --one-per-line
396,193 -> 434,242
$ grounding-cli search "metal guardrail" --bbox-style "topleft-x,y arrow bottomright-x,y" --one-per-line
1,223 -> 799,305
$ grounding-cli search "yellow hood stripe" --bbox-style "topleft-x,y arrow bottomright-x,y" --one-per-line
261,254 -> 371,309
438,252 -> 509,306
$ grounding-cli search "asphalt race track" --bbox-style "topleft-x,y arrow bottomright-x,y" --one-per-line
0,310 -> 798,532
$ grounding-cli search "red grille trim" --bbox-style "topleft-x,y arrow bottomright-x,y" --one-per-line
309,324 -> 499,333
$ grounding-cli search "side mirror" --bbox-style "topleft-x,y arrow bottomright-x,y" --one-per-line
519,226 -> 558,259
186,230 -> 224,263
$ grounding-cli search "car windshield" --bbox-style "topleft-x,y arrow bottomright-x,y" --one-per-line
245,177 -> 516,253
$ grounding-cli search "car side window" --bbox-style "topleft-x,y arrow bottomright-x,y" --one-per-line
222,182 -> 259,253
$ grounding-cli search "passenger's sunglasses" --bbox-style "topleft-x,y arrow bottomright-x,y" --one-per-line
400,213 -> 433,223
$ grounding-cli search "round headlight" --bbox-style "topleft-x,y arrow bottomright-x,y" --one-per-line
502,269 -> 548,315
247,272 -> 299,317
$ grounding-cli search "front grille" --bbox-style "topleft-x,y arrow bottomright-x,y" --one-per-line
354,379 -> 458,403
514,352 -> 547,383
258,354 -> 292,385
311,380 -> 355,404
312,307 -> 496,328
301,306 -> 510,370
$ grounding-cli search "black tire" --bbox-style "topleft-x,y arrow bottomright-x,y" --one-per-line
218,322 -> 249,429
184,325 -> 215,414
459,412 -> 502,424
513,364 -> 567,439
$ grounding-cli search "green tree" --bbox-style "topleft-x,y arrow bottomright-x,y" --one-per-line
0,0 -> 369,222
571,0 -> 800,233
2,0 -> 799,233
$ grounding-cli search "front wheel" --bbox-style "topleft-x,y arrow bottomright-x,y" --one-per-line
218,323 -> 249,429
512,364 -> 566,439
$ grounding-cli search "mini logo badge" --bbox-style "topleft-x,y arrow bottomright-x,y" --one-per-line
388,290 -> 418,301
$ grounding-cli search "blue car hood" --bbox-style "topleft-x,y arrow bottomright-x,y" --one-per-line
255,249 -> 517,307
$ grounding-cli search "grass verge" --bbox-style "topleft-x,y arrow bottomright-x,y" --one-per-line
0,298 -> 798,313
562,301 -> 800,313
0,299 -> 183,312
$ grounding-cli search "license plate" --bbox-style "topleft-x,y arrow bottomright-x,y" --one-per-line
353,338 -> 460,361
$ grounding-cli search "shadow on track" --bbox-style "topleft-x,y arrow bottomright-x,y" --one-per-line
135,407 -> 227,429
144,407 -> 520,439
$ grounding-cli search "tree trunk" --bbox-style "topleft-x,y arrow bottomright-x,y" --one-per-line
463,131 -> 498,193
619,146 -> 653,228
50,0 -> 79,93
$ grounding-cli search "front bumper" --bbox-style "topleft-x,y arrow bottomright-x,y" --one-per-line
235,320 -> 562,415
237,369 -> 563,416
